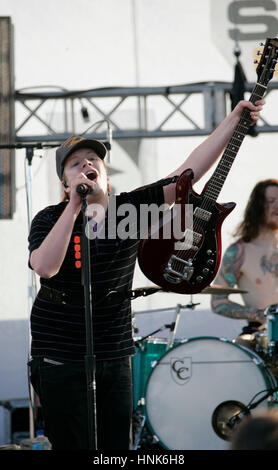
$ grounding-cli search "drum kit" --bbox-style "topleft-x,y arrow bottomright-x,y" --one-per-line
131,286 -> 278,450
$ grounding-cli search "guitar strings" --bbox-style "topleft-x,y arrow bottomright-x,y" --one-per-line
170,40 -> 278,278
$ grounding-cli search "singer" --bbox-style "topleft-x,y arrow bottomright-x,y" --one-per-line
28,100 -> 264,450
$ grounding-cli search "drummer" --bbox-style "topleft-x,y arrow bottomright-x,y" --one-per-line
211,179 -> 278,349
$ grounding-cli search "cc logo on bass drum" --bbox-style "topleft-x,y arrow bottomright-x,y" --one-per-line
170,357 -> 191,385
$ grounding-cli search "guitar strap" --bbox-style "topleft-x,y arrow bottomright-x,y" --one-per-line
133,175 -> 179,192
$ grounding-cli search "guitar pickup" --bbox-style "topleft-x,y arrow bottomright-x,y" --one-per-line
194,207 -> 212,222
184,229 -> 202,244
175,229 -> 201,250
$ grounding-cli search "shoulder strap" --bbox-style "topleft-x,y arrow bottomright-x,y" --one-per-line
133,175 -> 179,192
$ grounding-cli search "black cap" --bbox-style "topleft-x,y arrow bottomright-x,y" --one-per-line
56,135 -> 107,180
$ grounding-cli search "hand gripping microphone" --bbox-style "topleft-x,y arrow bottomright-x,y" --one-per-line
64,177 -> 97,197
76,183 -> 93,196
76,176 -> 98,196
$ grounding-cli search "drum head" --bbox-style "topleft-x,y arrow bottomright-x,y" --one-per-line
145,337 -> 276,450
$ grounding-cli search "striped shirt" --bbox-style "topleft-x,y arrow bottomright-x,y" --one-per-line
28,182 -> 165,362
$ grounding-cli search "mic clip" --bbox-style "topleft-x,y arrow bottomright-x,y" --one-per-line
227,410 -> 246,429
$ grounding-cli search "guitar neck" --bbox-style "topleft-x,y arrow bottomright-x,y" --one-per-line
203,82 -> 267,202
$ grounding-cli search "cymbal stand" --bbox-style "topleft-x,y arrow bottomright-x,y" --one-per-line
134,301 -> 200,352
166,301 -> 200,350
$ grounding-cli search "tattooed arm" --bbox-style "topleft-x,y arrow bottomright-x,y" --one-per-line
211,241 -> 265,322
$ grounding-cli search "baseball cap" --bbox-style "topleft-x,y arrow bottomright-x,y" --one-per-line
56,135 -> 107,180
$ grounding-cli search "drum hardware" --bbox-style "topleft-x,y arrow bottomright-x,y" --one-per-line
130,285 -> 181,337
252,304 -> 278,361
135,324 -> 177,349
133,301 -> 200,351
130,286 -> 165,299
265,304 -> 278,357
132,284 -> 248,296
134,324 -> 181,358
143,337 -> 277,450
132,301 -> 197,407
131,295 -> 278,450
200,284 -> 248,295
212,400 -> 249,441
168,302 -> 200,350
254,331 -> 268,354
132,301 -> 200,450
212,384 -> 278,441
132,409 -> 146,450
132,411 -> 160,451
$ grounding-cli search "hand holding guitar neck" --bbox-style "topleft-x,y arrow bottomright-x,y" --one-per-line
138,37 -> 278,294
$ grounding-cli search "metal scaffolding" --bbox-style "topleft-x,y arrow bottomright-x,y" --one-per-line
14,80 -> 278,144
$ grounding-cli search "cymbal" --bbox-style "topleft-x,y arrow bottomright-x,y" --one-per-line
134,285 -> 247,295
200,285 -> 247,295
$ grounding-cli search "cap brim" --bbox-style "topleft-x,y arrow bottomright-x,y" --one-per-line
64,138 -> 107,160
56,137 -> 107,180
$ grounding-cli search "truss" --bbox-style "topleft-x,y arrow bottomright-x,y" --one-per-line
14,81 -> 278,144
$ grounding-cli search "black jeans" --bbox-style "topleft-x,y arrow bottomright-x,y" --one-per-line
29,356 -> 133,450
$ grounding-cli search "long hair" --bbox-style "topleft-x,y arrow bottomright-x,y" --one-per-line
234,179 -> 278,242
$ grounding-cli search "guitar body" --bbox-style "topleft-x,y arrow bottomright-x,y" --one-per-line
138,169 -> 235,294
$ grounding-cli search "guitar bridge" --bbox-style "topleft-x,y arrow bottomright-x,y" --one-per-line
163,255 -> 194,284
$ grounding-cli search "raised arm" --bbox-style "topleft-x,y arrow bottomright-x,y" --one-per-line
163,99 -> 264,205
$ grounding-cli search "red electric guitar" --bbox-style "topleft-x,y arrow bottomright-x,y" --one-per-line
138,37 -> 278,294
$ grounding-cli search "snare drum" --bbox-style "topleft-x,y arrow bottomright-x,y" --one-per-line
144,336 -> 277,450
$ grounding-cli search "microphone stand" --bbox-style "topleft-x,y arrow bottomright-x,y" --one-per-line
80,195 -> 98,451
25,146 -> 37,442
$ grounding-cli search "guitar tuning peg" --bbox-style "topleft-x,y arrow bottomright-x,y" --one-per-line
256,51 -> 262,55
260,42 -> 265,46
254,60 -> 259,64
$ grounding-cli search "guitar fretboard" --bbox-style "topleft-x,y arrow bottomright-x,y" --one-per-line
203,83 -> 267,202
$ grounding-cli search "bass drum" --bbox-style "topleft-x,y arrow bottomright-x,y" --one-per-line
144,336 -> 277,450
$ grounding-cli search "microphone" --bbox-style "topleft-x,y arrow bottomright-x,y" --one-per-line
211,400 -> 249,441
76,183 -> 96,196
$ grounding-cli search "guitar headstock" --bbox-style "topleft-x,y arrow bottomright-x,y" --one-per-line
256,37 -> 278,86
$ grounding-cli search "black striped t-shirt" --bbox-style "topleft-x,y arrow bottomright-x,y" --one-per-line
28,182 -> 165,362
